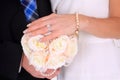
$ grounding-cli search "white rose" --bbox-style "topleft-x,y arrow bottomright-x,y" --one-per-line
47,35 -> 78,69
21,34 -> 49,72
21,34 -> 78,72
28,35 -> 47,51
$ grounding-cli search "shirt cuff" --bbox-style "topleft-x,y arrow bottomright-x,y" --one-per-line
18,53 -> 24,73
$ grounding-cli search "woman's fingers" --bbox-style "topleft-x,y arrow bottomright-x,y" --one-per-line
25,26 -> 50,36
23,13 -> 76,42
41,30 -> 61,42
25,24 -> 58,37
28,13 -> 56,26
27,13 -> 56,28
23,16 -> 56,33
24,21 -> 50,34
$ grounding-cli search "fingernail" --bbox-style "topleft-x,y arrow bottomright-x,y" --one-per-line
23,30 -> 27,33
27,23 -> 31,27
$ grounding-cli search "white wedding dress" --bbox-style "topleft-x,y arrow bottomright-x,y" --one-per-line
50,0 -> 120,80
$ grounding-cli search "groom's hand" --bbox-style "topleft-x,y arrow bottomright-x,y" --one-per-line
43,68 -> 61,79
21,54 -> 45,78
21,54 -> 61,79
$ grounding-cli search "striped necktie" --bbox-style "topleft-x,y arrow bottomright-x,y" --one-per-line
20,0 -> 39,22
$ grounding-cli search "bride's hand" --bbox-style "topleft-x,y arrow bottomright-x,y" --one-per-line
23,13 -> 77,41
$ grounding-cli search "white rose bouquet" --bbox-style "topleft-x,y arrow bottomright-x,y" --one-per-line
21,34 -> 78,76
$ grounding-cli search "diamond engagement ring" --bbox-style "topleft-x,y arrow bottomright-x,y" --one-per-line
45,24 -> 52,36
47,24 -> 52,32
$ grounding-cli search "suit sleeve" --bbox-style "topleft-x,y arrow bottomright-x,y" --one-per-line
0,41 -> 22,80
0,1 -> 24,79
0,0 -> 52,80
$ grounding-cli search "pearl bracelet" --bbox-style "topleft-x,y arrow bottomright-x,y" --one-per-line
75,12 -> 80,36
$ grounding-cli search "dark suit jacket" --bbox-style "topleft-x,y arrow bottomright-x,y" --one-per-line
0,0 -> 52,80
